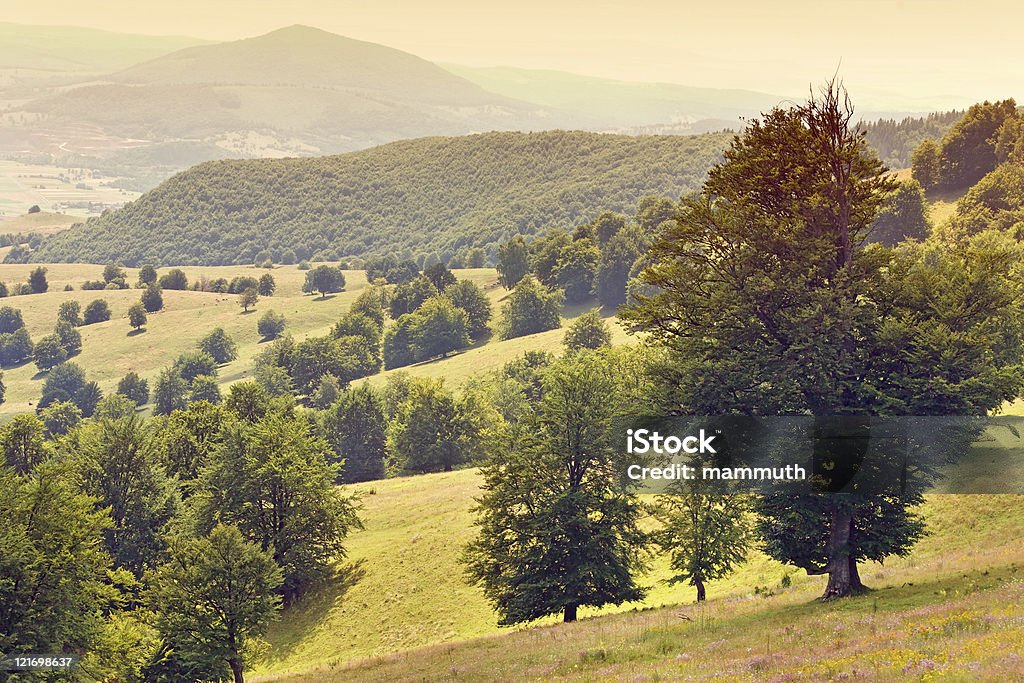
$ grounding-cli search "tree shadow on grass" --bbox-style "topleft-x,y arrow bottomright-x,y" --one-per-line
261,559 -> 368,664
126,329 -> 146,337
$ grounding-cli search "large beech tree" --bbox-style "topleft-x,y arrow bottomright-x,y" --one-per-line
623,81 -> 1024,598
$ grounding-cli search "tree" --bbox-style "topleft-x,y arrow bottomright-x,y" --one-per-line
331,312 -> 381,348
158,401 -> 231,483
138,264 -> 158,287
563,309 -> 611,350
189,375 -> 222,405
653,484 -> 753,602
0,327 -> 33,366
497,236 -> 530,289
635,196 -> 678,233
148,524 -> 282,683
117,371 -> 149,406
389,275 -> 437,317
128,302 -> 148,330
200,328 -> 238,364
228,276 -> 259,295
175,351 -> 219,383
29,266 -> 48,294
142,284 -> 164,312
1,413 -> 48,473
238,287 -> 259,313
40,400 -> 82,437
33,334 -> 67,371
530,230 -> 572,287
424,262 -> 457,291
945,163 -> 1024,240
41,360 -> 86,401
153,367 -> 188,416
257,273 -> 276,297
994,114 -> 1024,164
350,285 -> 387,327
0,463 -> 112,658
411,297 -> 469,359
588,210 -> 628,245
499,275 -> 563,339
83,298 -> 112,324
192,410 -> 361,602
387,378 -> 472,473
937,99 -> 1017,190
0,305 -> 25,333
623,82 -> 1024,599
257,310 -> 286,339
302,265 -> 346,298
72,414 -> 179,576
554,238 -> 600,303
910,139 -> 941,191
466,247 -> 486,268
382,315 -> 418,369
868,179 -> 931,246
319,385 -> 387,483
103,263 -> 127,287
443,279 -> 492,339
159,268 -> 189,290
464,352 -> 646,623
596,230 -> 642,308
311,374 -> 342,408
76,381 -> 103,418
58,300 -> 83,326
55,320 -> 82,356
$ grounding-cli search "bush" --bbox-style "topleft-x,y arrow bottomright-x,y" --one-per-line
83,299 -> 112,325
297,260 -> 311,270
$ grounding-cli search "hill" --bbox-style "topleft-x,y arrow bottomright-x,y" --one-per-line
11,26 -> 549,170
0,23 -> 206,77
444,65 -> 785,131
29,130 -> 729,266
243,467 -> 1024,681
0,210 -> 77,236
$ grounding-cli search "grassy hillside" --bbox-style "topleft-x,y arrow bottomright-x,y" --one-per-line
30,130 -> 729,266
248,465 -> 1024,681
0,210 -> 77,235
0,265 -> 615,418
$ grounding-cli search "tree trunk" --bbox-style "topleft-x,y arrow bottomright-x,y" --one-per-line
229,657 -> 244,683
695,579 -> 706,602
563,604 -> 578,622
821,501 -> 860,599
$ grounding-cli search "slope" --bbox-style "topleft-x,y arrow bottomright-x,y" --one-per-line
30,130 -> 730,266
249,466 -> 1024,681
445,64 -> 786,129
16,26 -> 548,164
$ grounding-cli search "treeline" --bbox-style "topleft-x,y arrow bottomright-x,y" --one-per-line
862,109 -> 962,169
29,131 -> 730,267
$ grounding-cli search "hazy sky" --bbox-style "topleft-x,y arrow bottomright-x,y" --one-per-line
6,0 -> 1022,107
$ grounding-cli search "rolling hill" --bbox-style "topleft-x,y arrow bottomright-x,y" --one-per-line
29,130 -> 730,266
444,65 -> 786,131
11,26 -> 549,166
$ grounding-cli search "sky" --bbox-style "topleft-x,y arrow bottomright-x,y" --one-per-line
5,0 -> 1022,108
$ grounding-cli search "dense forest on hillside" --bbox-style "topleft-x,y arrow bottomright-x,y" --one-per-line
862,109 -> 963,168
30,131 -> 729,267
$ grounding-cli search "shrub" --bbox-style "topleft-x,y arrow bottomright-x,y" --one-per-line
82,299 -> 112,325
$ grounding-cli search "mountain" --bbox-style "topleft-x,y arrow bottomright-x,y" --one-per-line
11,26 -> 549,168
0,23 -> 207,75
443,65 -> 787,130
29,130 -> 730,266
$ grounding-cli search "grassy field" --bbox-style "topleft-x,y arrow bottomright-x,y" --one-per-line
249,466 -> 1024,682
0,210 -> 79,235
0,265 -> 614,418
